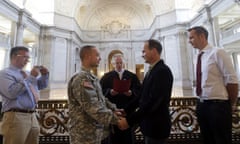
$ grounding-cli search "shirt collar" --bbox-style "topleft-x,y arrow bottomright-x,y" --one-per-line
200,44 -> 212,53
115,69 -> 124,73
10,64 -> 22,72
149,59 -> 161,70
81,66 -> 91,72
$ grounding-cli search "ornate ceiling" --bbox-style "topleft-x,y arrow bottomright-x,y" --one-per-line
9,0 -> 206,30
76,1 -> 153,30
2,0 -> 239,37
71,0 -> 204,30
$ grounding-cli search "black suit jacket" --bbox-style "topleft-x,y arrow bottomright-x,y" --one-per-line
125,60 -> 173,139
100,70 -> 142,108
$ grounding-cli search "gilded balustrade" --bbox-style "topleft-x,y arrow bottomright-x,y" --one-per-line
34,97 -> 240,144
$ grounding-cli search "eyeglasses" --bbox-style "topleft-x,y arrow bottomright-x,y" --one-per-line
17,54 -> 31,59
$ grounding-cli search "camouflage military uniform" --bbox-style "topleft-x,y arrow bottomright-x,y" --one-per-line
68,67 -> 119,144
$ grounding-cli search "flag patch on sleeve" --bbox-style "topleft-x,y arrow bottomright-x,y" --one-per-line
82,80 -> 94,89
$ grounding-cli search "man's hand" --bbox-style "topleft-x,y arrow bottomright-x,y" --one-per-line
114,109 -> 126,117
110,89 -> 119,96
123,90 -> 132,96
31,66 -> 40,77
118,117 -> 129,130
39,66 -> 49,75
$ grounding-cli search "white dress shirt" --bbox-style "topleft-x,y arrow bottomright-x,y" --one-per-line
116,69 -> 124,80
198,44 -> 238,100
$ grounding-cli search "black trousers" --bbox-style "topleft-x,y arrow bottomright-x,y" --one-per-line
196,100 -> 232,144
102,125 -> 134,144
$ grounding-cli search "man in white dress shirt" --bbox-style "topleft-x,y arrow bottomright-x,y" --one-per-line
188,26 -> 239,144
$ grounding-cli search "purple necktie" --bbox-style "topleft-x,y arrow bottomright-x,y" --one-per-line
196,52 -> 204,96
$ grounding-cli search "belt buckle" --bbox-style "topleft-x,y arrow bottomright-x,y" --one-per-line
199,98 -> 204,103
26,109 -> 35,113
26,109 -> 32,113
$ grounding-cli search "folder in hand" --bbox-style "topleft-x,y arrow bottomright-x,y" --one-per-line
113,78 -> 131,93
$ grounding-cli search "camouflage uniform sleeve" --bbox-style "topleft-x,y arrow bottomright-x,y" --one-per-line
102,95 -> 116,110
72,75 -> 119,125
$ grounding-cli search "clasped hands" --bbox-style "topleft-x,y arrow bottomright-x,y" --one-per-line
21,65 -> 49,78
114,109 -> 129,130
31,65 -> 49,77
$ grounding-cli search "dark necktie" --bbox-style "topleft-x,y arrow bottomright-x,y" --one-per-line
145,66 -> 152,79
196,52 -> 204,96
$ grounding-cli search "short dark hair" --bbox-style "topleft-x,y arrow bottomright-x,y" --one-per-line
146,39 -> 162,54
10,46 -> 29,59
188,26 -> 208,39
79,45 -> 95,61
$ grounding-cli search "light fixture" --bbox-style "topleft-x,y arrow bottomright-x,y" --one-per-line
27,42 -> 35,47
100,71 -> 105,76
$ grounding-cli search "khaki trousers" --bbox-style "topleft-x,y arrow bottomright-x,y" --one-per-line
1,112 -> 40,144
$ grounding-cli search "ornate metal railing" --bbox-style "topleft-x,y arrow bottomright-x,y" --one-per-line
35,97 -> 240,144
37,100 -> 69,144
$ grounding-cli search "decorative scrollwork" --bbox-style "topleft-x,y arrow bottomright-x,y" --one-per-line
232,108 -> 240,133
170,106 -> 199,133
35,98 -> 240,141
37,108 -> 69,136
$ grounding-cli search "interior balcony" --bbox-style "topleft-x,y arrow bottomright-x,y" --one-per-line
220,23 -> 240,46
1,97 -> 237,144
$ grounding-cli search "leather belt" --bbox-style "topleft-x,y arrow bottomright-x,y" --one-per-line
198,99 -> 229,103
5,108 -> 36,113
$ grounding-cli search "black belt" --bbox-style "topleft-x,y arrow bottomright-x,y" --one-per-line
5,109 -> 36,113
198,99 -> 229,104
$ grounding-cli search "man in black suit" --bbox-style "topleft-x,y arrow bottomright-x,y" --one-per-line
100,55 -> 141,144
118,39 -> 174,144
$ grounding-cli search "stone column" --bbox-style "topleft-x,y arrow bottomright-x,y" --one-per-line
232,52 -> 240,77
203,6 -> 217,46
177,31 -> 193,96
15,22 -> 25,46
66,38 -> 75,80
127,47 -> 135,72
10,22 -> 18,47
15,10 -> 27,46
38,32 -> 56,99
99,47 -> 106,78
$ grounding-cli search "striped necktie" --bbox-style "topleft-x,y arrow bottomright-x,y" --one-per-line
29,84 -> 39,103
20,70 -> 39,103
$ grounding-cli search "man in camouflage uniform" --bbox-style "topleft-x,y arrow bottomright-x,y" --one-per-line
68,45 -> 123,144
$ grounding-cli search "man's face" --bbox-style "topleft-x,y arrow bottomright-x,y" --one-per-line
115,57 -> 123,72
89,48 -> 101,68
142,42 -> 152,64
13,50 -> 30,68
188,30 -> 202,49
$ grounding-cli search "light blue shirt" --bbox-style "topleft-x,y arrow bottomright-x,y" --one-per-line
0,65 -> 49,112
